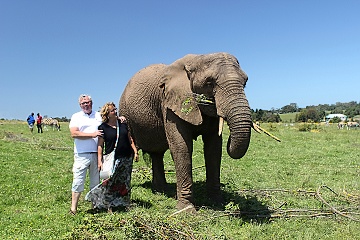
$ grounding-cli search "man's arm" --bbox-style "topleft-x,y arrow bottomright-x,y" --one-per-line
70,127 -> 103,139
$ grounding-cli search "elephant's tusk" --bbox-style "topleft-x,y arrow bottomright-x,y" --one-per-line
218,117 -> 224,136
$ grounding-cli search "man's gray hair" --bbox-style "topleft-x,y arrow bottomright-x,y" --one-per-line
78,94 -> 92,103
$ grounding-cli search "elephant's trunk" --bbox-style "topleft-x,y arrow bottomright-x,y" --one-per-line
216,87 -> 252,159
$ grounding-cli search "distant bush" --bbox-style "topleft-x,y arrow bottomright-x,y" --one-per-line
329,116 -> 341,123
298,123 -> 319,132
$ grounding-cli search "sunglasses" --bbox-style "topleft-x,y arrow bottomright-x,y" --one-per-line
80,101 -> 92,106
110,108 -> 117,112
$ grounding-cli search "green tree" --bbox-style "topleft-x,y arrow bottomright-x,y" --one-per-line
266,113 -> 281,122
306,108 -> 321,122
253,109 -> 265,121
296,110 -> 307,122
281,103 -> 298,113
295,108 -> 321,122
330,116 -> 341,123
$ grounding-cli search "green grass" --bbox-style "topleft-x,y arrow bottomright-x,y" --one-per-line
279,112 -> 298,123
0,120 -> 359,239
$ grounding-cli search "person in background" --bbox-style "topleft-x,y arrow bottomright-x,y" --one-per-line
36,113 -> 43,133
85,102 -> 138,213
68,94 -> 103,215
26,113 -> 35,133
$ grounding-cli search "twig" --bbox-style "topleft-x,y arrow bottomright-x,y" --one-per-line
274,202 -> 287,210
239,188 -> 316,196
193,165 -> 205,170
252,122 -> 281,142
168,205 -> 196,218
316,185 -> 359,222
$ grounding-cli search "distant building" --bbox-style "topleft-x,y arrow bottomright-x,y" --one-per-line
325,114 -> 347,122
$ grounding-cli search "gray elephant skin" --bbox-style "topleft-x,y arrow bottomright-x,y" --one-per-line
120,52 -> 252,212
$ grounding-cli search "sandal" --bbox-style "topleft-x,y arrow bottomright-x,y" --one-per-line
69,209 -> 76,216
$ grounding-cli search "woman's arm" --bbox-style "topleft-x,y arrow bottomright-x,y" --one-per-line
128,132 -> 138,162
97,137 -> 105,171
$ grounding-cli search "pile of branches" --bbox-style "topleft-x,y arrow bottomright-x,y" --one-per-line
127,216 -> 198,240
66,185 -> 358,239
120,185 -> 359,239
132,165 -> 359,222
231,185 -> 360,221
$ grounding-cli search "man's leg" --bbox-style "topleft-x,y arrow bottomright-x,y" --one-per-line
89,153 -> 100,190
71,192 -> 81,213
71,153 -> 89,214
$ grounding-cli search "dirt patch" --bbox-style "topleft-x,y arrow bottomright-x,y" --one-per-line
3,131 -> 29,142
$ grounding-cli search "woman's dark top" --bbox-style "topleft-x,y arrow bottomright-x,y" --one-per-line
98,120 -> 133,158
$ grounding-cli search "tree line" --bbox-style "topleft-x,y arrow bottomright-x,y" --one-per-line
252,101 -> 360,123
46,116 -> 70,122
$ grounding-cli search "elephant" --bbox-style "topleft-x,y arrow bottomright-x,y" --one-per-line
119,52 -> 252,212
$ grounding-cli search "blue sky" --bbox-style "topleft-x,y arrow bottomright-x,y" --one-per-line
1,1 -> 359,120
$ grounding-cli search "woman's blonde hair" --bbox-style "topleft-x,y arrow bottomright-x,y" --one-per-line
100,102 -> 116,123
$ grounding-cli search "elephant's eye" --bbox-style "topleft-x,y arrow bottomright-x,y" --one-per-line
205,78 -> 214,87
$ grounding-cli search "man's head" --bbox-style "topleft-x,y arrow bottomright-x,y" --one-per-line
78,94 -> 93,114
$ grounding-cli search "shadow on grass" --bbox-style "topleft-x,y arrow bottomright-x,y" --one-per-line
137,180 -> 271,223
131,198 -> 153,209
194,181 -> 271,223
86,199 -> 153,215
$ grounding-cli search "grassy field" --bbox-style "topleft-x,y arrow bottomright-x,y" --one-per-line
0,120 -> 359,239
279,112 -> 298,123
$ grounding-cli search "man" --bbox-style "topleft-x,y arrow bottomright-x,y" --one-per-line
26,113 -> 35,133
36,113 -> 43,133
69,94 -> 103,215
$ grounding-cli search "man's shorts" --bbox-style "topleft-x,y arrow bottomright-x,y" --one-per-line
72,152 -> 100,192
28,123 -> 34,129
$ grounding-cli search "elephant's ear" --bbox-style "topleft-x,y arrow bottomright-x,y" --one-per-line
160,65 -> 203,125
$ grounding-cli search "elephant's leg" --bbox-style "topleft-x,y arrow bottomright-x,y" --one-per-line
171,148 -> 194,212
202,121 -> 224,205
150,152 -> 167,193
165,110 -> 195,212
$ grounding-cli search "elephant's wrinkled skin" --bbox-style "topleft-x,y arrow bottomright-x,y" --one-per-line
120,52 -> 252,212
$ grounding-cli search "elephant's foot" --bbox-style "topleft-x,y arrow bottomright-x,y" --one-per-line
152,183 -> 168,194
152,187 -> 167,193
152,176 -> 168,194
208,192 -> 225,206
176,201 -> 196,214
152,177 -> 168,194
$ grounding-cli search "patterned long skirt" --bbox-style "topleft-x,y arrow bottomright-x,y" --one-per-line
85,156 -> 133,209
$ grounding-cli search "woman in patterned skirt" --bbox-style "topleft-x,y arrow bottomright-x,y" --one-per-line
86,102 -> 138,212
